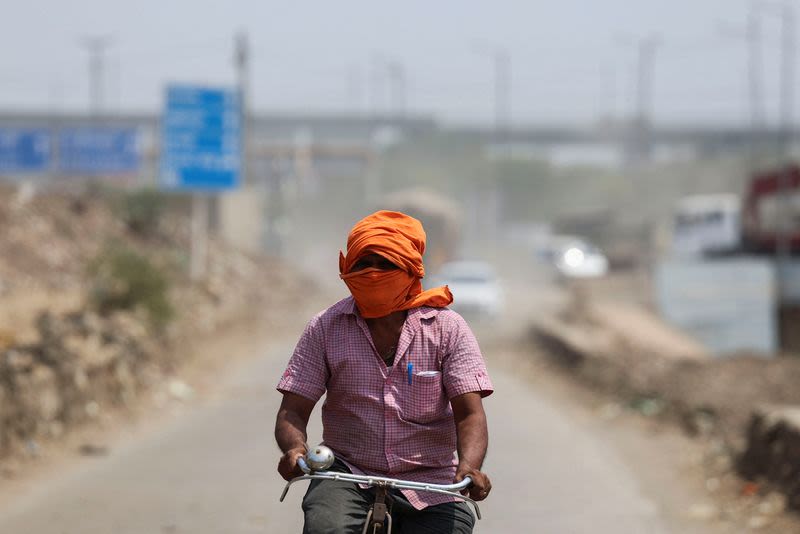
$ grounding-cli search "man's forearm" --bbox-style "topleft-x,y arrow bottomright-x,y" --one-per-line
275,408 -> 309,453
455,409 -> 488,469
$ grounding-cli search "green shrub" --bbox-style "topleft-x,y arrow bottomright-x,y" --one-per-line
121,189 -> 167,237
88,242 -> 174,329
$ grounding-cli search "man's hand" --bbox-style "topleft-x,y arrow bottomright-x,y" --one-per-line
454,462 -> 492,501
277,446 -> 307,481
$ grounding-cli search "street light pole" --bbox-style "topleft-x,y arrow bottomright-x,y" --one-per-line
80,36 -> 113,116
493,48 -> 511,148
473,43 -> 512,249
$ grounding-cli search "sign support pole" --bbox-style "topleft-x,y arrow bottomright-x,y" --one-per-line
190,194 -> 209,280
161,85 -> 241,279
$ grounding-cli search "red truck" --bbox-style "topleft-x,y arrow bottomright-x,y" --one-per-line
742,164 -> 800,254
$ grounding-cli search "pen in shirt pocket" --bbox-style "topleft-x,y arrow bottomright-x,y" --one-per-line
407,361 -> 413,385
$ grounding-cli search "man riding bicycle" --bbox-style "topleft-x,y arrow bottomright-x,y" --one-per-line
275,210 -> 493,533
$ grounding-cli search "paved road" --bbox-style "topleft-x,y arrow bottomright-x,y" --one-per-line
0,337 -> 669,533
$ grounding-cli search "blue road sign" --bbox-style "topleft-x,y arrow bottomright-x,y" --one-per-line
160,85 -> 241,192
58,127 -> 140,174
0,128 -> 51,173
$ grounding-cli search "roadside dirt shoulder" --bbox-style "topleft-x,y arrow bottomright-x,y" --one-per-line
485,337 -> 800,534
0,292 -> 329,510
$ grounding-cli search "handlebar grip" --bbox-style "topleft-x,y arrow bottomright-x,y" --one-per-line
297,456 -> 310,474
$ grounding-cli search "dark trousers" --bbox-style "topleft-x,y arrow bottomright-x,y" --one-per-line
301,460 -> 475,534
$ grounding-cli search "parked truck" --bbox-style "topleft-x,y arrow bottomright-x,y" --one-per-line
672,164 -> 800,258
665,164 -> 800,353
742,164 -> 800,254
378,188 -> 463,272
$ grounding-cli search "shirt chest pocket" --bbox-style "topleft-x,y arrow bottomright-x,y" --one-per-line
400,372 -> 447,425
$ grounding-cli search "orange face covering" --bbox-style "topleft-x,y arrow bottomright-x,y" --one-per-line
339,210 -> 453,318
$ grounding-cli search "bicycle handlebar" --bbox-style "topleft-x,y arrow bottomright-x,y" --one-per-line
297,457 -> 473,491
283,449 -> 482,520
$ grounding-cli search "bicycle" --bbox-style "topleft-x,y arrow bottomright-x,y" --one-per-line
280,444 -> 482,534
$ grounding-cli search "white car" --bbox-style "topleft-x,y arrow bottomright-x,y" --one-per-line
427,261 -> 504,319
535,235 -> 609,279
553,240 -> 609,279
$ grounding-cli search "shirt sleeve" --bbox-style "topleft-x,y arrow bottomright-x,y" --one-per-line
441,313 -> 494,399
277,315 -> 329,402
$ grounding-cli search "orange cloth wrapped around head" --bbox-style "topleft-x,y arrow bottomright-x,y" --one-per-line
339,210 -> 453,318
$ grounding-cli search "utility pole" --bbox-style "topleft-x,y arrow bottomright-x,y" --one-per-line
493,48 -> 512,150
345,65 -> 363,112
613,32 -> 659,261
777,2 -> 795,278
234,30 -> 250,185
759,2 -> 796,160
748,4 -> 765,140
717,5 -> 766,169
365,55 -> 386,206
759,1 -> 796,348
778,2 -> 794,157
633,36 -> 659,164
598,65 -> 618,123
80,36 -> 113,116
615,33 -> 659,163
369,54 -> 386,117
760,2 -> 796,274
369,56 -> 406,118
364,55 -> 404,205
635,36 -> 658,126
386,61 -> 406,118
473,43 -> 511,250
492,48 -> 511,247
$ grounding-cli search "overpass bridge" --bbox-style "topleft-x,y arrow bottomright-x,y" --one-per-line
0,110 -> 791,148
0,111 -> 794,184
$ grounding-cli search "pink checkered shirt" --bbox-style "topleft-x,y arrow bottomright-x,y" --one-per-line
277,296 -> 493,510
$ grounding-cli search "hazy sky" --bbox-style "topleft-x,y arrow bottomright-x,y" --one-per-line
1,0 -> 792,126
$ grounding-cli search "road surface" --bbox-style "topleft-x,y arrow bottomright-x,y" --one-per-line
0,336 -> 673,533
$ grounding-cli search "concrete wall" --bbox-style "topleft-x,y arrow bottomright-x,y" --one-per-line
219,185 -> 265,255
655,258 -> 778,355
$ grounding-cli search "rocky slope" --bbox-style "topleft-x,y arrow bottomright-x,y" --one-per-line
0,183 -> 311,460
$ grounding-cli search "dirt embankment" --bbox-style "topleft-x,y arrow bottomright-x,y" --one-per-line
531,288 -> 800,522
0,184 -> 312,462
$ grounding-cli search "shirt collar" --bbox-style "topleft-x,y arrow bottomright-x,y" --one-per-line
342,296 -> 358,316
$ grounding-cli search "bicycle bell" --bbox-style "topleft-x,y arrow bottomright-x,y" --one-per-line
305,444 -> 335,471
